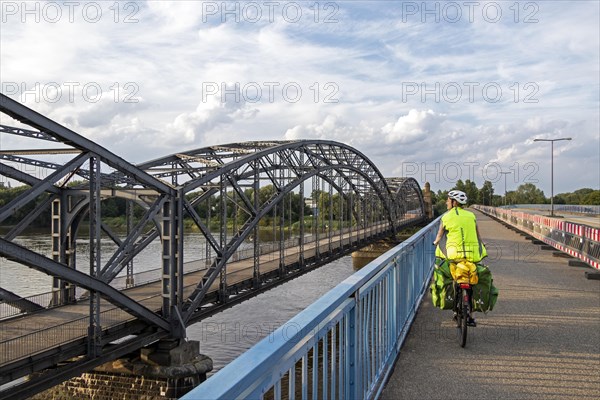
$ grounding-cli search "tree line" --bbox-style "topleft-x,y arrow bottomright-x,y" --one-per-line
430,179 -> 600,216
1,180 -> 598,230
0,184 -> 352,232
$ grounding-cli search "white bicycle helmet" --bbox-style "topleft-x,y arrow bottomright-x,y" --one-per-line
448,190 -> 468,204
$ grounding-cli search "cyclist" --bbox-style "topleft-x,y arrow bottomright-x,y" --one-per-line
433,189 -> 487,326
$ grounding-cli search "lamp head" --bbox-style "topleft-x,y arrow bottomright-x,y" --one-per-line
533,137 -> 572,142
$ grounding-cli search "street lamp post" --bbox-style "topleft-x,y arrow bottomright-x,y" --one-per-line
533,137 -> 572,217
499,171 -> 511,206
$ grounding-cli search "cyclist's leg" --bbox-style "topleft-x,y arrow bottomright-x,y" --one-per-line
452,282 -> 459,321
466,288 -> 476,327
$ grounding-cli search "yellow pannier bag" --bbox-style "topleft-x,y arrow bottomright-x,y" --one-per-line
450,260 -> 479,285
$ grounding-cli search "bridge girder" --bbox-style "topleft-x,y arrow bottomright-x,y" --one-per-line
137,141 -> 427,321
0,95 -> 427,390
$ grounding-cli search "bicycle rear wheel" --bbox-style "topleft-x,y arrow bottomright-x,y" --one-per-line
459,301 -> 468,347
456,288 -> 468,347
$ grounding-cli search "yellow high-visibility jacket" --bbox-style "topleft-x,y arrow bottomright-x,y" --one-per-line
435,207 -> 487,262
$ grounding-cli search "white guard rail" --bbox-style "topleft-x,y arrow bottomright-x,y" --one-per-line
475,206 -> 599,270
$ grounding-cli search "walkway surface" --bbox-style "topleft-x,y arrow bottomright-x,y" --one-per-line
381,210 -> 600,400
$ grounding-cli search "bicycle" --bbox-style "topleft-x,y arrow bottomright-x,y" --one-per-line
453,281 -> 475,347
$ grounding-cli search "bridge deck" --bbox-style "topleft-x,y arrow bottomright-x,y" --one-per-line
381,210 -> 600,399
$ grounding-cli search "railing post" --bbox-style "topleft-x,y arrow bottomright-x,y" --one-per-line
346,294 -> 360,399
299,159 -> 305,267
253,162 -> 261,287
51,198 -> 62,305
219,175 -> 228,303
161,198 -> 177,318
174,189 -> 185,310
314,176 -> 320,257
88,155 -> 102,357
51,194 -> 75,306
126,198 -> 134,287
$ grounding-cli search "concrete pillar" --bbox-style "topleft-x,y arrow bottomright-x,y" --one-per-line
423,182 -> 434,220
31,340 -> 212,399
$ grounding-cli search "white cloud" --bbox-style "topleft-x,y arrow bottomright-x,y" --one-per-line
166,88 -> 259,144
381,109 -> 443,144
145,1 -> 205,32
1,1 -> 598,193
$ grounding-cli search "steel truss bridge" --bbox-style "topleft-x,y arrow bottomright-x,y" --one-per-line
0,94 -> 427,398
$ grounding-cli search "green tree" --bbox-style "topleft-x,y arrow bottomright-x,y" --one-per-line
582,191 -> 600,205
479,181 -> 494,206
512,183 -> 546,204
463,179 -> 479,205
454,179 -> 466,192
433,189 -> 449,216
556,188 -> 595,204
0,185 -> 52,227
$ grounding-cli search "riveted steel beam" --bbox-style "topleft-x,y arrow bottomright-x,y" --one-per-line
0,124 -> 58,142
0,238 -> 170,331
0,94 -> 173,194
0,152 -> 89,223
182,163 -> 394,322
100,195 -> 168,282
0,149 -> 82,155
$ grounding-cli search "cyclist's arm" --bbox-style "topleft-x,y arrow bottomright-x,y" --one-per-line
433,222 -> 444,246
476,224 -> 486,246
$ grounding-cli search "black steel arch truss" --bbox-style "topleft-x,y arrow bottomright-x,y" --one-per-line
0,95 -> 176,333
0,95 -> 427,394
137,141 -> 425,322
387,177 -> 426,221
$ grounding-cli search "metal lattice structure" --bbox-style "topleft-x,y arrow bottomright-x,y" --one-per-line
0,94 -> 427,398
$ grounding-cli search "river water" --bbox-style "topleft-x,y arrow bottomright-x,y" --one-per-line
0,232 -> 359,376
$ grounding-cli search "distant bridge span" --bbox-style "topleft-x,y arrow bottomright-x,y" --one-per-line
0,94 -> 427,398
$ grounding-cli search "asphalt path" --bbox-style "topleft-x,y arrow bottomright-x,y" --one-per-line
381,210 -> 600,400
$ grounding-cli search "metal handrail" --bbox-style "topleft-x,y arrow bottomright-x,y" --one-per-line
181,218 -> 439,399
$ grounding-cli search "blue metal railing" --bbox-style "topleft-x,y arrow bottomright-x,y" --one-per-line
182,218 -> 439,400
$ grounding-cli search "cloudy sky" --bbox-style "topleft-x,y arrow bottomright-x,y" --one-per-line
1,0 -> 598,195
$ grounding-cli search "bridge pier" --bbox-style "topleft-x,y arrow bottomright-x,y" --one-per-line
351,235 -> 412,268
31,340 -> 212,400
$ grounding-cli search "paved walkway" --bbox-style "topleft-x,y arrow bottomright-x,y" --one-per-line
381,210 -> 600,400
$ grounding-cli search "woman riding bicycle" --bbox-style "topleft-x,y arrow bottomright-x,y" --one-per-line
433,189 -> 487,326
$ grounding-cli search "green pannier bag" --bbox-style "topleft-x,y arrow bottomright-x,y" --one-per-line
472,264 -> 499,312
430,259 -> 455,310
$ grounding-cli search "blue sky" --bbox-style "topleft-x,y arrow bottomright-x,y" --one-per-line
1,0 -> 599,195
